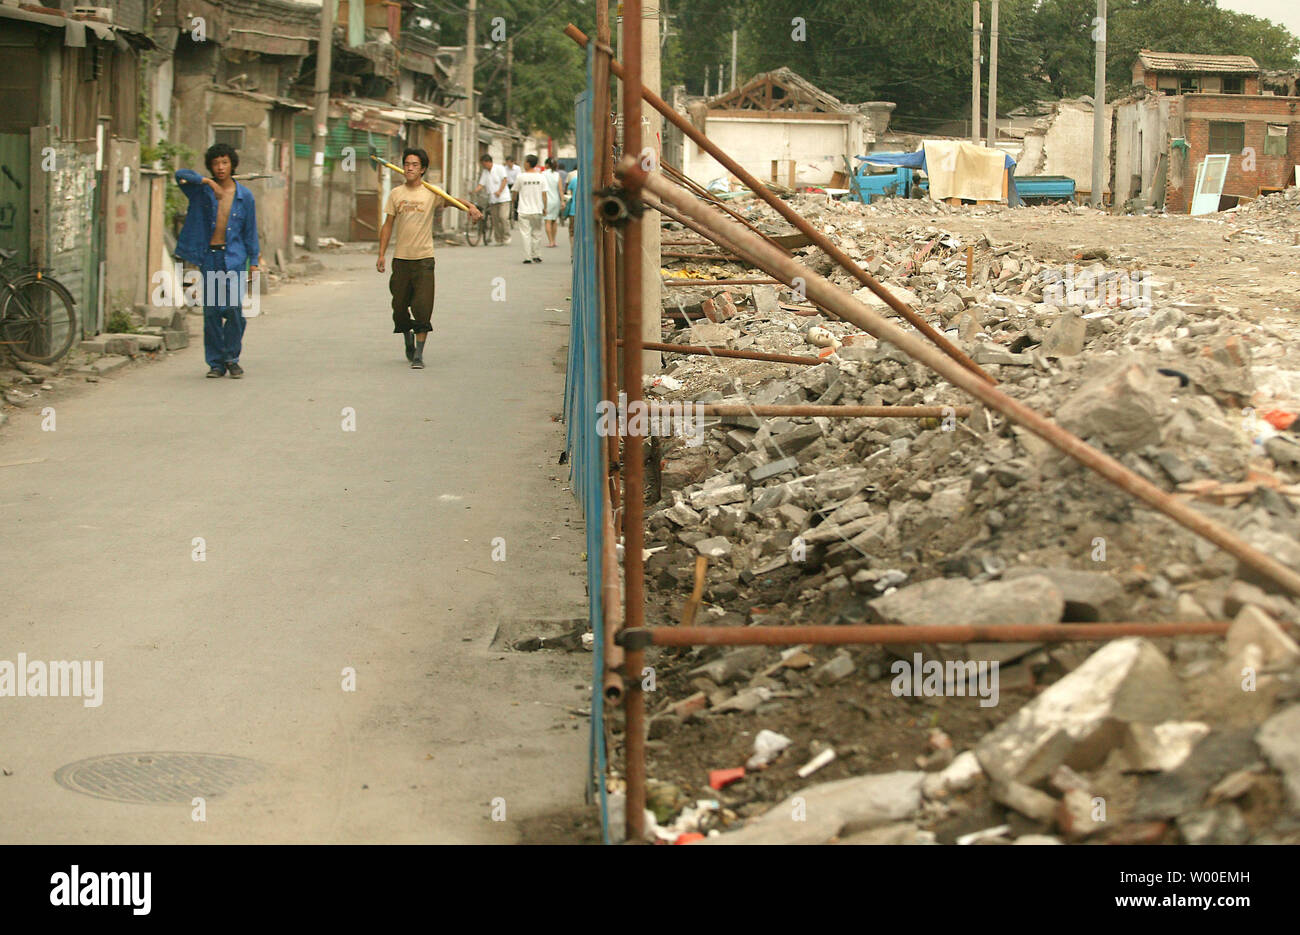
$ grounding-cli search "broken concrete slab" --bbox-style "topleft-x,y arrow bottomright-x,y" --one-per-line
1256,704 -> 1300,812
699,771 -> 925,845
1225,605 -> 1300,668
694,536 -> 733,559
1133,728 -> 1258,820
1039,308 -> 1086,357
89,356 -> 131,375
1055,355 -> 1164,452
1120,721 -> 1211,772
868,575 -> 1064,664
976,638 -> 1182,786
1002,566 -> 1126,621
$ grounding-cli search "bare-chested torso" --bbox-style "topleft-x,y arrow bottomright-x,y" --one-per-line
210,181 -> 236,246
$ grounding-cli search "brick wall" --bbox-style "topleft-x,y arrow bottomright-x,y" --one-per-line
1167,94 -> 1300,212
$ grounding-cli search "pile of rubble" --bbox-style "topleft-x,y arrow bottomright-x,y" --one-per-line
1220,186 -> 1300,240
610,212 -> 1300,844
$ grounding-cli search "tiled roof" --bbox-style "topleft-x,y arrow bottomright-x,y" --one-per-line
1137,50 -> 1259,73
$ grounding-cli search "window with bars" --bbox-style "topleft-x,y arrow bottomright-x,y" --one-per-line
1222,77 -> 1244,94
212,126 -> 245,150
1207,121 -> 1245,155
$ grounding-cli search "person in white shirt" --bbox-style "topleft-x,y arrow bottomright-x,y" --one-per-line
542,157 -> 563,247
514,154 -> 549,264
504,156 -> 521,220
471,154 -> 511,244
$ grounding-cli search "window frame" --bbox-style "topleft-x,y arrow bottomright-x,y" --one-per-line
1207,121 -> 1246,156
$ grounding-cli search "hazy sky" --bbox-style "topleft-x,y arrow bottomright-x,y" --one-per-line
1217,0 -> 1300,43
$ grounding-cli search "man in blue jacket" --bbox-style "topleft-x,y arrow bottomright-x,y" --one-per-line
175,143 -> 260,378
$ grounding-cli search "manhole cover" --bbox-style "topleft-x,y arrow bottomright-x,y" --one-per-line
54,752 -> 266,804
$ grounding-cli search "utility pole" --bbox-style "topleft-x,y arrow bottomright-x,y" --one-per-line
505,35 -> 513,128
704,64 -> 710,98
1092,0 -> 1107,209
718,61 -> 725,94
971,2 -> 981,144
304,0 -> 334,252
985,0 -> 998,148
463,0 -> 477,220
730,27 -> 738,90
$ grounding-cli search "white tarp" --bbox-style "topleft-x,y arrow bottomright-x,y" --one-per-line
922,141 -> 1007,202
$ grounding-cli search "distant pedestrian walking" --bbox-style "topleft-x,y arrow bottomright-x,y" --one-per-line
515,154 -> 548,264
472,154 -> 512,245
562,170 -> 579,247
377,147 -> 483,369
542,158 -> 562,247
175,143 -> 260,379
504,155 -> 521,221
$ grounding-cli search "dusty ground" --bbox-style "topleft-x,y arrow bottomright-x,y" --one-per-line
0,238 -> 595,843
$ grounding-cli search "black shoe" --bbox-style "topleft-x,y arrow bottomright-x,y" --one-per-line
411,342 -> 425,369
227,362 -> 244,379
522,259 -> 532,264
206,367 -> 225,378
533,257 -> 542,263
403,332 -> 415,361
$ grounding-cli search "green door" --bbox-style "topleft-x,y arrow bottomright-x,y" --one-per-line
0,132 -> 29,267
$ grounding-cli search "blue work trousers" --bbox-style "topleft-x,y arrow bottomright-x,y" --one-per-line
200,246 -> 246,370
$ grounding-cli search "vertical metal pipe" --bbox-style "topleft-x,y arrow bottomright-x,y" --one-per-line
595,0 -> 620,527
986,0 -> 998,149
971,2 -> 981,144
620,0 -> 648,844
1092,0 -> 1107,210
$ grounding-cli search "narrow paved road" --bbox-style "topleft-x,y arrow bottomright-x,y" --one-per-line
0,237 -> 591,843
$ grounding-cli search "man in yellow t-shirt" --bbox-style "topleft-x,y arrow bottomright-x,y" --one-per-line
377,147 -> 481,369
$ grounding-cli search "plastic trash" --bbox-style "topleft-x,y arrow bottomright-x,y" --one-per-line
746,729 -> 792,770
708,766 -> 746,790
796,747 -> 836,778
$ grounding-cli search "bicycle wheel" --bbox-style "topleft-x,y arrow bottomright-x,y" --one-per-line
465,214 -> 482,246
1,274 -> 78,364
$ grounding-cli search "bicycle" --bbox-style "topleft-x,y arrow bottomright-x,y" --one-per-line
465,195 -> 494,246
0,248 -> 79,365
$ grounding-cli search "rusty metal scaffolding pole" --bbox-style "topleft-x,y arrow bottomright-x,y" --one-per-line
595,3 -> 620,533
620,339 -> 824,366
664,403 -> 974,419
619,0 -> 648,845
639,621 -> 1230,647
663,278 -> 782,286
660,160 -> 793,257
645,192 -> 841,322
620,157 -> 1300,598
563,23 -> 993,387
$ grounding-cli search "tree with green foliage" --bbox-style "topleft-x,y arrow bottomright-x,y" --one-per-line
405,0 -> 591,139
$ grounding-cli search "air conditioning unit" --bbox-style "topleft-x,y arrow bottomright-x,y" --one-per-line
72,6 -> 114,23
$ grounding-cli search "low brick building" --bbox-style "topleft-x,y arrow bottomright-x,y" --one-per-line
1132,51 -> 1260,96
1114,51 -> 1298,214
1169,92 -> 1299,212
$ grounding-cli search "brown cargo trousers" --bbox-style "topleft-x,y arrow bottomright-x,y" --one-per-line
390,257 -> 435,333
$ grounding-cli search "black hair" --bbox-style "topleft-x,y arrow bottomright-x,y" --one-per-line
479,153 -> 493,163
525,153 -> 539,168
545,157 -> 557,169
204,142 -> 239,174
402,147 -> 429,171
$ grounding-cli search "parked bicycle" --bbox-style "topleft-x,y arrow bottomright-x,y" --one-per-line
0,248 -> 79,365
465,194 -> 495,246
